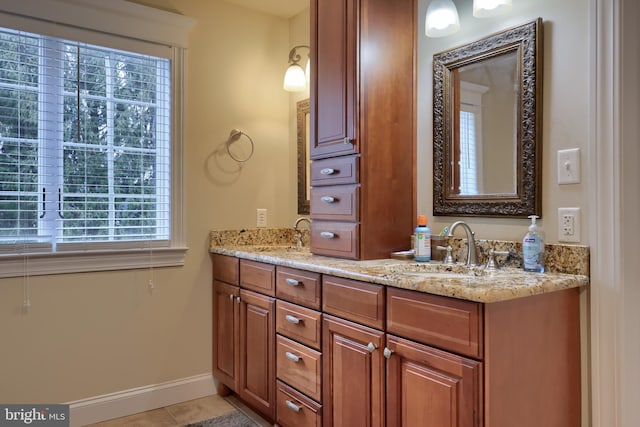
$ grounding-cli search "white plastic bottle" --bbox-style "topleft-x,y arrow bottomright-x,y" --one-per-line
522,215 -> 545,272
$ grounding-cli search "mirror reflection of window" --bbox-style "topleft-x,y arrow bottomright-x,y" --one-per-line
458,81 -> 488,195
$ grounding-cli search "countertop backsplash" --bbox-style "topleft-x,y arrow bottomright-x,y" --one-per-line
210,227 -> 589,277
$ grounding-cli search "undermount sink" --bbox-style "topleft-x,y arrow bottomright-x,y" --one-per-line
240,245 -> 309,253
358,262 -> 488,277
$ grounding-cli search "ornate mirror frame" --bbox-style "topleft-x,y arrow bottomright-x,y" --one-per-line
433,18 -> 543,217
297,98 -> 310,214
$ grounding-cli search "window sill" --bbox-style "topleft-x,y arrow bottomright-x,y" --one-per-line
0,246 -> 188,278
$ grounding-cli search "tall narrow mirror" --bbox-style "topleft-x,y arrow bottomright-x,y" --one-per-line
433,18 -> 542,217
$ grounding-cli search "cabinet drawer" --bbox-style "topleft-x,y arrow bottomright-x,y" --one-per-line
276,266 -> 321,310
310,221 -> 359,259
240,259 -> 275,296
322,276 -> 385,330
276,335 -> 322,402
276,300 -> 322,350
387,288 -> 483,358
310,155 -> 359,186
310,184 -> 359,221
276,380 -> 322,427
212,254 -> 239,285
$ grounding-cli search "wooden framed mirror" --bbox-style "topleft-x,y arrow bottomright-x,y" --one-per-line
297,98 -> 310,214
433,18 -> 543,217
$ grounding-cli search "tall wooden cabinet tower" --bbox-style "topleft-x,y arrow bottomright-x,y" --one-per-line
309,0 -> 417,260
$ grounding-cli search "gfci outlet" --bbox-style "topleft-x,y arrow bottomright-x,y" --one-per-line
256,208 -> 267,227
558,207 -> 581,243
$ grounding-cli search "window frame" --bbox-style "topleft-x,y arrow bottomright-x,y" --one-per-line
0,0 -> 192,278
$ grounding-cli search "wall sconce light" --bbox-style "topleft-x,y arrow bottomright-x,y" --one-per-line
425,0 -> 460,38
473,0 -> 512,17
284,45 -> 310,92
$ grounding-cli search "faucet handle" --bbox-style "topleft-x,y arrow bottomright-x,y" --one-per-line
438,245 -> 454,265
484,248 -> 509,271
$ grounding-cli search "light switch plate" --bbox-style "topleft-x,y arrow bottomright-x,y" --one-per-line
557,148 -> 581,184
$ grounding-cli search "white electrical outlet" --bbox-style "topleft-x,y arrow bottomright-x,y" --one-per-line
558,207 -> 581,242
257,208 -> 267,227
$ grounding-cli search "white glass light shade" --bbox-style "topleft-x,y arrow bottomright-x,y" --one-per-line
425,0 -> 460,38
473,0 -> 512,17
283,64 -> 306,92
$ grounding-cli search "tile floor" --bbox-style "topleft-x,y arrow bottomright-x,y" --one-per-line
85,394 -> 271,427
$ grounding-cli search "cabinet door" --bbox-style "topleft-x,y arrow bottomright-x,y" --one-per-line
212,280 -> 239,392
323,314 -> 385,427
385,335 -> 482,427
239,289 -> 276,420
311,0 -> 357,159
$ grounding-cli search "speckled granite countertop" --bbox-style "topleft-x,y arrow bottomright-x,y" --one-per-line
209,228 -> 589,304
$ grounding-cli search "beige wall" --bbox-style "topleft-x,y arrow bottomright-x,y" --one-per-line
0,0 -> 294,403
418,0 -> 589,244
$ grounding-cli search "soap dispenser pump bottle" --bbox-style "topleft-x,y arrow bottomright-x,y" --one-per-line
523,215 -> 545,272
414,215 -> 431,262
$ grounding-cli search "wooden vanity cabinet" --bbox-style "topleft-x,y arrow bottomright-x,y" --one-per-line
275,266 -> 324,427
385,334 -> 482,427
309,0 -> 416,260
212,255 -> 276,421
213,255 -> 581,426
212,255 -> 240,392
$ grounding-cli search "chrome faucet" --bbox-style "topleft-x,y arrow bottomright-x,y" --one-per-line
294,217 -> 311,248
446,221 -> 479,266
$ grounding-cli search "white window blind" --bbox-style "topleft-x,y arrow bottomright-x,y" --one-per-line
459,110 -> 479,195
0,28 -> 171,253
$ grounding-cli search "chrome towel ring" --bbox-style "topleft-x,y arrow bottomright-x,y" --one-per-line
226,129 -> 254,162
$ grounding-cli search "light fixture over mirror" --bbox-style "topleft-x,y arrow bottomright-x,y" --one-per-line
283,45 -> 310,92
473,0 -> 512,17
425,0 -> 460,38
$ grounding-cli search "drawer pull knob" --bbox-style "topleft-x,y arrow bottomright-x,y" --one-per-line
320,231 -> 336,239
229,294 -> 234,302
285,400 -> 301,413
236,296 -> 241,304
285,278 -> 300,287
367,342 -> 377,353
343,137 -> 352,145
285,315 -> 301,324
383,347 -> 394,359
320,168 -> 336,175
320,196 -> 336,203
285,351 -> 301,363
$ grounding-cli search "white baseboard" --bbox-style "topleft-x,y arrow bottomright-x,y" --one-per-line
67,373 -> 216,427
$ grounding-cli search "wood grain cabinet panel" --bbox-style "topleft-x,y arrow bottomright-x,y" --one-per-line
212,280 -> 239,392
276,335 -> 322,402
387,287 -> 482,358
240,259 -> 275,296
323,275 -> 385,330
310,155 -> 359,186
386,334 -> 482,427
310,184 -> 359,222
276,266 -> 321,310
238,289 -> 276,420
310,221 -> 359,259
276,300 -> 322,350
212,254 -> 239,285
276,380 -> 322,427
322,314 -> 385,427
